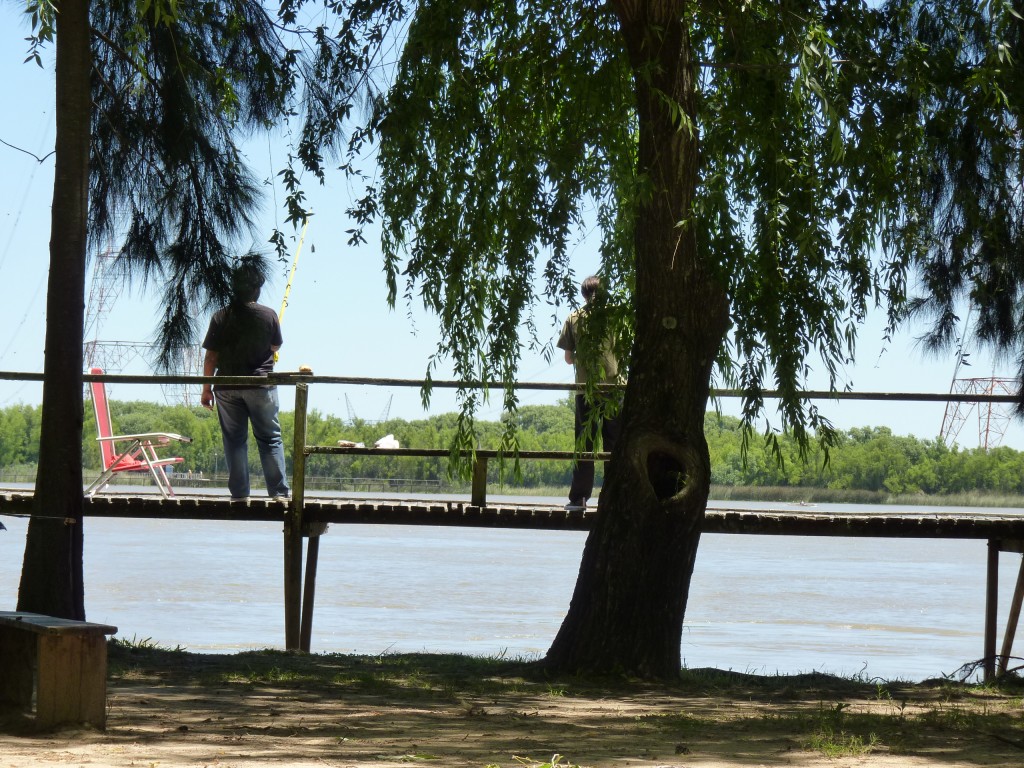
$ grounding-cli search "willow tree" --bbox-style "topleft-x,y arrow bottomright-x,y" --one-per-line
308,0 -> 1023,677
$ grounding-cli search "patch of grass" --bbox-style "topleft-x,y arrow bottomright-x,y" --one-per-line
709,485 -> 887,505
110,635 -> 185,653
874,683 -> 908,722
708,485 -> 1024,508
756,701 -> 900,756
632,710 -> 706,736
917,701 -> 987,731
888,491 -> 1024,508
395,754 -> 443,762
677,666 -> 872,699
811,703 -> 872,754
805,727 -> 879,757
511,755 -> 585,768
182,650 -> 547,703
226,665 -> 318,684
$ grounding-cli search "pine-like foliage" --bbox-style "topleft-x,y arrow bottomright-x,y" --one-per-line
88,1 -> 289,366
897,3 -> 1024,410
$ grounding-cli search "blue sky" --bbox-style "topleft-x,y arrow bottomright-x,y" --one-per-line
0,5 -> 1020,450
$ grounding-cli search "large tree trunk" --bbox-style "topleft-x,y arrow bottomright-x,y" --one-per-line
18,0 -> 91,620
545,2 -> 729,678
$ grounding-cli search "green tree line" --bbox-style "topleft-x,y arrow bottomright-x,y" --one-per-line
2,399 -> 1023,497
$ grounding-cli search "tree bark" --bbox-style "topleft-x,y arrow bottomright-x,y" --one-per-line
545,1 -> 730,678
18,0 -> 91,620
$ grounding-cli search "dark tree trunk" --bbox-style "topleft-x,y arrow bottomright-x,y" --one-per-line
17,0 -> 91,620
545,1 -> 729,678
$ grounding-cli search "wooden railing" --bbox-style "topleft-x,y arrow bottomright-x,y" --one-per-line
6,366 -> 1019,503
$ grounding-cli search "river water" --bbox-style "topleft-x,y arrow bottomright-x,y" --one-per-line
1,491 -> 1021,682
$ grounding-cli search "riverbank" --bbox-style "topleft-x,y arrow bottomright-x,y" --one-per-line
2,645 -> 1023,767
710,485 -> 1024,508
475,484 -> 1024,508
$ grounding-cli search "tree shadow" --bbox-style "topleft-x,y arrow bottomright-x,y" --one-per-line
1,646 -> 1022,766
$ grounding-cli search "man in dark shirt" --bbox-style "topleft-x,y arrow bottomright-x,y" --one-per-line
201,261 -> 290,501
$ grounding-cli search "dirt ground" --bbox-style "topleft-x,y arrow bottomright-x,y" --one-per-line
2,646 -> 1023,768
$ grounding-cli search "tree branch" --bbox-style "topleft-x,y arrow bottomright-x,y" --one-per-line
0,137 -> 54,164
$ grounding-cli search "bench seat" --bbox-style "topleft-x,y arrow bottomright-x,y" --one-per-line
0,611 -> 118,730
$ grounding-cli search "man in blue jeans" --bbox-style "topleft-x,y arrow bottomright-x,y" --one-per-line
200,259 -> 290,502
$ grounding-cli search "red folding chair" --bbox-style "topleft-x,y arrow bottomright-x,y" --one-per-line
85,367 -> 192,498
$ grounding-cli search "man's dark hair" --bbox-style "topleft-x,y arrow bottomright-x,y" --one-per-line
231,258 -> 266,303
581,275 -> 600,302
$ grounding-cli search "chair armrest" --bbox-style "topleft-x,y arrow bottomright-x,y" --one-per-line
96,432 -> 193,444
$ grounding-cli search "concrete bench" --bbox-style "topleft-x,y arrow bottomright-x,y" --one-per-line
0,611 -> 118,730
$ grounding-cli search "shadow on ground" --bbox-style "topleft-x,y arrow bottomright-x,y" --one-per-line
1,645 -> 1023,767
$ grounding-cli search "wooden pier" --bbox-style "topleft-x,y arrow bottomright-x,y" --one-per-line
2,488 -> 1022,681
3,489 -> 1024,537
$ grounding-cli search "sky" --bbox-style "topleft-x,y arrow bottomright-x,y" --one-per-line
0,5 -> 1021,451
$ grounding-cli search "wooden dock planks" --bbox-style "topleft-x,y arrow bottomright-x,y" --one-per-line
1,490 -> 1024,538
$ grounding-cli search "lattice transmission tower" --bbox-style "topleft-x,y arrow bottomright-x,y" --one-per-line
940,376 -> 1016,451
84,249 -> 203,407
938,315 -> 1016,450
343,393 -> 393,425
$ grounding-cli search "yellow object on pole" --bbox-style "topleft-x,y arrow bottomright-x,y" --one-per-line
275,218 -> 310,362
280,218 -> 310,322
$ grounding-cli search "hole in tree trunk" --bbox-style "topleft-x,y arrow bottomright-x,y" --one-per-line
646,451 -> 686,501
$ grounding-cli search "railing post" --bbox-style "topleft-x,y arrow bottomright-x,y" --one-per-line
471,456 -> 488,507
284,381 -> 309,650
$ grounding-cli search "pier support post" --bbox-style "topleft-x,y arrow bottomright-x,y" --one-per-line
998,550 -> 1024,677
284,382 -> 309,650
984,539 -> 999,682
300,535 -> 321,652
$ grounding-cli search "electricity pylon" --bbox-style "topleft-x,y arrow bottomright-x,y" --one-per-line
940,375 -> 1017,450
84,249 -> 202,406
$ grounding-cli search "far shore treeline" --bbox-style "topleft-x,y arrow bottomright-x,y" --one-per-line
1,399 -> 1023,502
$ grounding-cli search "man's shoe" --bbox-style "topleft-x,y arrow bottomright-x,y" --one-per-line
564,498 -> 588,512
270,495 -> 289,503
230,496 -> 250,504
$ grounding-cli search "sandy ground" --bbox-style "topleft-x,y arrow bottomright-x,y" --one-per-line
2,647 -> 1023,768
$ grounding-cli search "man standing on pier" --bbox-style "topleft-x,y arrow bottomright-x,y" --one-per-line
557,275 -> 622,512
200,258 -> 290,502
